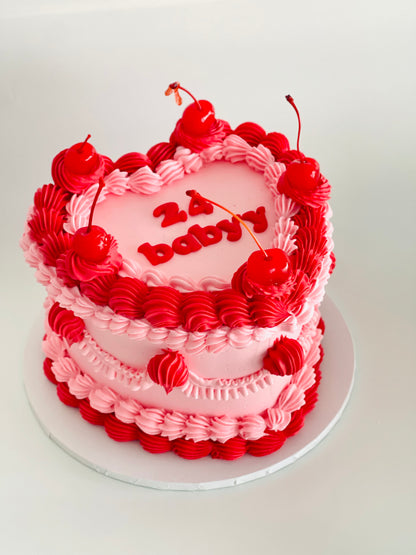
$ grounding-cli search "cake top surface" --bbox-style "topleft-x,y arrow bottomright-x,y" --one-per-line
22,84 -> 334,335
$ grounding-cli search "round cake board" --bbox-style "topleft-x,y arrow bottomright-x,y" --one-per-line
23,295 -> 355,491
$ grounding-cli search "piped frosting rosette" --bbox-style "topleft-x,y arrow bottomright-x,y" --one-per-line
52,149 -> 114,194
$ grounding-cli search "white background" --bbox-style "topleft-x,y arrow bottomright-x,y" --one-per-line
1,1 -> 415,554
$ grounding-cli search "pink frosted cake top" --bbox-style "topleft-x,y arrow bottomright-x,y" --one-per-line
21,84 -> 335,460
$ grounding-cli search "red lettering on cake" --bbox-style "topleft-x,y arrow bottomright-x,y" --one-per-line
217,217 -> 242,242
188,195 -> 214,216
172,233 -> 202,255
188,224 -> 222,247
241,206 -> 268,233
137,206 -> 268,266
153,202 -> 188,227
137,242 -> 174,265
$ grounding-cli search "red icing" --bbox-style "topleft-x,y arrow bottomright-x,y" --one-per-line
247,431 -> 286,457
147,349 -> 189,393
172,233 -> 202,255
329,251 -> 336,275
172,438 -> 212,459
170,119 -> 231,153
233,254 -> 294,299
249,297 -> 291,327
137,430 -> 172,454
153,202 -> 188,227
55,257 -> 79,288
104,415 -> 140,442
80,273 -> 118,306
215,289 -> 251,327
303,355 -> 322,415
79,399 -> 107,425
138,204 -> 267,266
263,337 -> 305,376
285,271 -> 313,315
146,142 -> 177,170
231,261 -> 258,298
293,204 -> 326,230
52,149 -> 114,194
59,237 -> 122,283
211,437 -> 247,460
278,149 -> 306,165
108,277 -> 148,319
293,227 -> 328,279
260,132 -> 290,159
48,302 -> 85,344
284,409 -> 305,437
43,357 -> 58,385
233,122 -> 266,146
34,184 -> 69,213
57,382 -> 80,407
114,152 -> 151,174
188,223 -> 222,247
317,317 -> 325,335
143,287 -> 182,328
241,206 -> 268,233
278,167 -> 331,208
28,208 -> 66,244
137,242 -> 174,266
188,194 -> 214,216
39,232 -> 73,266
181,291 -> 220,332
216,217 -> 242,241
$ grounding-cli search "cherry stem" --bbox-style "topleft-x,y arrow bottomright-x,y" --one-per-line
78,134 -> 92,153
168,82 -> 202,110
87,177 -> 105,233
285,95 -> 304,161
185,190 -> 268,258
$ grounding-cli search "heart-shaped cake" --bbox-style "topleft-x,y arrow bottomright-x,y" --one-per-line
21,85 -> 334,460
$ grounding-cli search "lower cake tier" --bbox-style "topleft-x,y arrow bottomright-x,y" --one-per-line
43,347 -> 323,460
42,308 -> 326,460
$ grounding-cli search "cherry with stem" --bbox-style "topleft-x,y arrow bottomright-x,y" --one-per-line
64,134 -> 99,175
284,94 -> 320,192
73,177 -> 111,262
186,190 -> 291,287
165,81 -> 216,136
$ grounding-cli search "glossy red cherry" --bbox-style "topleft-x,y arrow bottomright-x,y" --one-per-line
165,82 -> 216,135
246,248 -> 291,287
72,177 -> 110,262
181,99 -> 216,135
286,157 -> 320,192
73,225 -> 110,262
64,134 -> 99,175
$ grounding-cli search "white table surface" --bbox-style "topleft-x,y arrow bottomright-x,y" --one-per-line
1,1 -> 415,554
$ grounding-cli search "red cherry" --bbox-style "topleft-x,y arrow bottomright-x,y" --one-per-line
165,82 -> 216,135
64,134 -> 99,175
185,191 -> 291,288
72,177 -> 110,262
246,248 -> 291,287
73,225 -> 110,262
181,100 -> 216,135
286,157 -> 320,192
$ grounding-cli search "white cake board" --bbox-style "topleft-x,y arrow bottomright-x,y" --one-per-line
23,295 -> 354,491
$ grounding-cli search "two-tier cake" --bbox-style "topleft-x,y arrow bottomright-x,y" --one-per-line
21,83 -> 334,460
